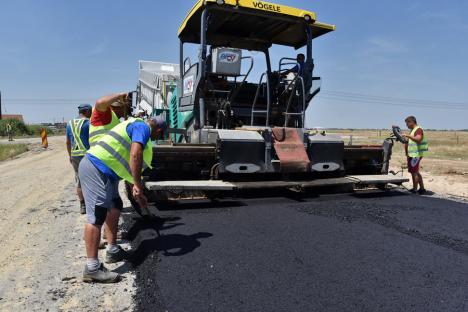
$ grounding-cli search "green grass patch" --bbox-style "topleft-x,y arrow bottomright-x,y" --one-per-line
0,119 -> 54,137
0,144 -> 29,161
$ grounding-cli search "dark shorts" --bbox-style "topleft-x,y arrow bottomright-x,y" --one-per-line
407,157 -> 422,174
71,156 -> 83,188
78,156 -> 123,225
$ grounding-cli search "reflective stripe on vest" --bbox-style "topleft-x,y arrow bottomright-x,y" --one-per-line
69,118 -> 87,157
87,119 -> 153,184
408,126 -> 428,158
93,141 -> 132,174
89,109 -> 120,146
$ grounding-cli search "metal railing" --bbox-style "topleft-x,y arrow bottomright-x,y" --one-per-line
250,72 -> 271,126
283,76 -> 306,128
279,57 -> 298,75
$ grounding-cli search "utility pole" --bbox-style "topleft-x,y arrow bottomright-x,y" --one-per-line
0,91 -> 2,120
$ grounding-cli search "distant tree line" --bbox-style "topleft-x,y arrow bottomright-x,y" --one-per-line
0,119 -> 53,137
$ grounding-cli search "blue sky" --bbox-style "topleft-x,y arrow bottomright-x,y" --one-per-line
1,0 -> 467,129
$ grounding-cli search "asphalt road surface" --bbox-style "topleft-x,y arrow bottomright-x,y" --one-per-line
123,191 -> 468,312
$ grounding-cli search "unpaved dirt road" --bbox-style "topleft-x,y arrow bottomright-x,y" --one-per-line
0,136 -> 134,311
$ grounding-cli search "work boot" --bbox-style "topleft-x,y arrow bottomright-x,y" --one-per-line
80,201 -> 86,215
105,246 -> 128,264
418,188 -> 427,195
82,263 -> 120,283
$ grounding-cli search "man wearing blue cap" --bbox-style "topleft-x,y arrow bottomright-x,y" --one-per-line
79,114 -> 166,283
66,104 -> 92,214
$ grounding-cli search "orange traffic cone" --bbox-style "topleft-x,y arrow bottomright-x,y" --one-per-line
41,128 -> 48,149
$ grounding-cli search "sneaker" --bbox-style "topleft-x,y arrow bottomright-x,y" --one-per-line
82,263 -> 120,283
105,246 -> 128,264
409,189 -> 418,194
418,189 -> 427,195
80,202 -> 86,215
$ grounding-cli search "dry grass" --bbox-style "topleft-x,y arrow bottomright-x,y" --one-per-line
327,129 -> 468,175
0,144 -> 29,161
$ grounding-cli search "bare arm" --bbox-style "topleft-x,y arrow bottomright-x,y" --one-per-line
410,134 -> 423,143
130,142 -> 144,189
130,142 -> 148,209
404,134 -> 423,143
95,92 -> 128,112
66,137 -> 72,160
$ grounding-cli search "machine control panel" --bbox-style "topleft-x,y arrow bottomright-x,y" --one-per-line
212,47 -> 242,76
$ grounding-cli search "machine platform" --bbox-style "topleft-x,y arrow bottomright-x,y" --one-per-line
145,175 -> 409,192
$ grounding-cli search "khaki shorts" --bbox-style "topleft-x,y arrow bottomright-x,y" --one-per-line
71,156 -> 84,188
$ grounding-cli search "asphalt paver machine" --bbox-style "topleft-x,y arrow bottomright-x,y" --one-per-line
137,0 -> 408,202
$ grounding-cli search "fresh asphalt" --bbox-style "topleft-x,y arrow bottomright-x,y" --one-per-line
122,190 -> 468,312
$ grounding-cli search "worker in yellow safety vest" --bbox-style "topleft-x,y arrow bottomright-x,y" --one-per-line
66,104 -> 92,214
89,92 -> 133,145
6,123 -> 13,141
403,116 -> 429,195
78,115 -> 166,283
89,92 -> 133,249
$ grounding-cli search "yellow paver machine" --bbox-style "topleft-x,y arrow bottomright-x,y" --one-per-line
137,0 -> 408,202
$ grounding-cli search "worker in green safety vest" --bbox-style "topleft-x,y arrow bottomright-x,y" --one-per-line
66,104 -> 92,214
78,114 -> 166,283
403,116 -> 429,195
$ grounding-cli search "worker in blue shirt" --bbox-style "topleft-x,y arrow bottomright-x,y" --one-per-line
79,115 -> 167,283
66,104 -> 92,214
281,53 -> 305,77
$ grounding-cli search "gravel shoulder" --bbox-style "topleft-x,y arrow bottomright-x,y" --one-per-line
0,136 -> 135,312
390,155 -> 468,200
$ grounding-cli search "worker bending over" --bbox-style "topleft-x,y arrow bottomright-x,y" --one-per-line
403,116 -> 428,194
79,114 -> 166,283
89,92 -> 132,144
66,104 -> 92,214
90,92 -> 132,248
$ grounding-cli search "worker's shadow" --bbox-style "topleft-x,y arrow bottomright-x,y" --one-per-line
127,231 -> 213,268
124,215 -> 183,241
121,216 -> 213,269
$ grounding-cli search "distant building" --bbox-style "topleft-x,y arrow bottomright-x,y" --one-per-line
54,122 -> 67,129
2,114 -> 24,122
